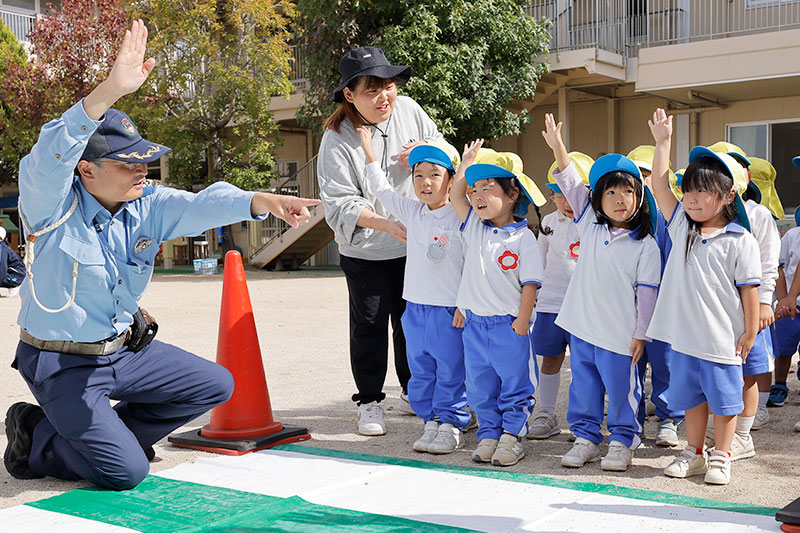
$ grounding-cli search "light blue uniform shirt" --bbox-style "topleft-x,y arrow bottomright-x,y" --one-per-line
17,100 -> 266,342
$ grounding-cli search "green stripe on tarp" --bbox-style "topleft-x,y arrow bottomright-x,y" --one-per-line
274,444 -> 779,517
26,476 -> 477,533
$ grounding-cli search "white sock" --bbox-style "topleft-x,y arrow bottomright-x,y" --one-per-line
736,415 -> 754,437
706,413 -> 715,434
538,371 -> 560,415
758,392 -> 769,409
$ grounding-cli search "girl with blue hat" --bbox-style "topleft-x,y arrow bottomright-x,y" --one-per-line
527,153 -> 592,441
647,108 -> 761,486
449,141 -> 546,467
542,113 -> 662,473
357,128 -> 473,454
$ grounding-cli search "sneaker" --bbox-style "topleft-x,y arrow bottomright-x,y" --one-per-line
568,431 -> 577,442
4,402 -> 45,479
768,383 -> 789,407
729,433 -> 756,461
601,441 -> 633,471
664,446 -> 707,478
428,423 -> 463,454
704,450 -> 731,485
413,420 -> 440,452
526,412 -> 561,440
397,392 -> 416,415
472,438 -> 499,463
752,406 -> 770,430
463,408 -> 478,432
561,437 -> 601,468
646,398 -> 657,417
655,418 -> 679,447
491,434 -> 525,466
357,401 -> 386,436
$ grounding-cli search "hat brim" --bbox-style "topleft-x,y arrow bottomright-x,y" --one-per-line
106,138 -> 171,164
746,181 -> 762,204
465,164 -> 517,187
795,208 -> 800,228
545,182 -> 562,194
516,174 -> 547,215
729,152 -> 751,167
733,194 -> 751,232
794,156 -> 800,169
588,154 -> 642,190
333,65 -> 412,102
644,187 -> 658,236
409,145 -> 455,171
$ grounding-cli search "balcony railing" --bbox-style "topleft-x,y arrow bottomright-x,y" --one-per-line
0,9 -> 35,43
289,44 -> 308,93
524,0 -> 800,58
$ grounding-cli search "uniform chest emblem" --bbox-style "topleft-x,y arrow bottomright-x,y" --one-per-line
427,234 -> 449,263
134,237 -> 153,254
498,250 -> 519,271
569,240 -> 580,258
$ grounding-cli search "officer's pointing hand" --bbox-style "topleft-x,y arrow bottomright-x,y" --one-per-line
106,20 -> 156,98
252,193 -> 321,229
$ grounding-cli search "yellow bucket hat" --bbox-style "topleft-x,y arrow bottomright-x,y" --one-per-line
749,157 -> 784,219
672,169 -> 685,201
466,148 -> 547,215
546,152 -> 594,194
708,140 -> 764,204
626,145 -> 656,173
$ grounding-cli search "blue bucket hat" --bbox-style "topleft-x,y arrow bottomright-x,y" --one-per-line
793,156 -> 800,168
588,153 -> 658,236
408,140 -> 460,172
795,208 -> 800,228
81,109 -> 170,163
688,146 -> 751,231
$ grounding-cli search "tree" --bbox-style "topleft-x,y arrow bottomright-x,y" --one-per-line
125,0 -> 295,193
0,1 -> 127,184
296,0 -> 550,147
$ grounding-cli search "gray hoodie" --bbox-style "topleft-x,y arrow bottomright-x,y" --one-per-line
317,95 -> 441,260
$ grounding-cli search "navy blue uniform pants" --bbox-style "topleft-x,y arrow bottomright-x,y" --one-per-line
13,339 -> 233,490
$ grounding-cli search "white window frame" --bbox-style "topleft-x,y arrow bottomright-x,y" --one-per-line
745,0 -> 799,9
0,0 -> 41,15
725,117 -> 800,162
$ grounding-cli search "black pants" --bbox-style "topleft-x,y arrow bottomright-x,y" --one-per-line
339,255 -> 410,405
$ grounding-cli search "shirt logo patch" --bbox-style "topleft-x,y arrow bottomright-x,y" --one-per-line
569,240 -> 580,259
427,234 -> 449,263
134,237 -> 153,254
498,250 -> 519,271
121,117 -> 136,136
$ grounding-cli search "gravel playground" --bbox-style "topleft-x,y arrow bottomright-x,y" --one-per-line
1,268 -> 799,512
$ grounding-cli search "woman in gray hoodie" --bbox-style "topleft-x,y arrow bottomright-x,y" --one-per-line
317,46 -> 441,436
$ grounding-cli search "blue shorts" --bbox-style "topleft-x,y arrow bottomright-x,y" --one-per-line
532,312 -> 570,357
742,327 -> 774,376
668,349 -> 743,416
774,310 -> 800,357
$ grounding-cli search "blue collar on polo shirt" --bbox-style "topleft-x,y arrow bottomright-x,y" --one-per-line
725,220 -> 746,233
482,217 -> 528,233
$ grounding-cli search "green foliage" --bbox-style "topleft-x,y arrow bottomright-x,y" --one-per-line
0,19 -> 26,67
0,20 -> 27,182
125,0 -> 295,190
296,0 -> 550,146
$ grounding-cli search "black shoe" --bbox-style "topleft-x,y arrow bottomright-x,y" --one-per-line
144,445 -> 156,462
4,402 -> 45,479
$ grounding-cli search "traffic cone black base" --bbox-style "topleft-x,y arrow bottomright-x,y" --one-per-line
168,426 -> 311,456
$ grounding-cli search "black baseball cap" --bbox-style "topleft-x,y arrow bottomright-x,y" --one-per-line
332,46 -> 411,103
81,109 -> 171,163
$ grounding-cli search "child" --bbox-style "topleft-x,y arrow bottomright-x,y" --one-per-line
773,207 -> 800,413
527,152 -> 593,440
358,129 -> 472,453
542,114 -> 662,472
449,141 -> 545,467
647,109 -> 760,485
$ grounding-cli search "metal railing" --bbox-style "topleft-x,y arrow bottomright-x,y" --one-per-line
289,44 -> 308,93
524,0 -> 800,58
250,155 -> 318,261
0,9 -> 35,43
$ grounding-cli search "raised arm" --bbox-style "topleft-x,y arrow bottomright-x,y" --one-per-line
648,108 -> 678,220
451,139 -> 483,222
541,114 -> 570,171
541,114 -> 587,219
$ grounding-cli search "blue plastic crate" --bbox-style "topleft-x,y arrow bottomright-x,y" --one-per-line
193,258 -> 218,275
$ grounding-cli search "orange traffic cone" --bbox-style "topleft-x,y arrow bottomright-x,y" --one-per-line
169,251 -> 310,455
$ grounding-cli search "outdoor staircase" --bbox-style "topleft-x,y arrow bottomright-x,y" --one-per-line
249,155 -> 334,270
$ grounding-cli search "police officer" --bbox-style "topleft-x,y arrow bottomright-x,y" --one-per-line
3,21 -> 319,490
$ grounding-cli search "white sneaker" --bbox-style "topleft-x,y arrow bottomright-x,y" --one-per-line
357,401 -> 386,436
428,423 -> 463,454
561,437 -> 601,468
526,412 -> 561,440
794,420 -> 800,432
704,450 -> 731,485
751,406 -> 770,430
397,392 -> 416,415
491,434 -> 525,466
601,441 -> 633,471
655,418 -> 679,447
664,446 -> 707,478
645,397 -> 657,417
729,432 -> 756,461
413,420 -> 439,452
472,438 -> 499,463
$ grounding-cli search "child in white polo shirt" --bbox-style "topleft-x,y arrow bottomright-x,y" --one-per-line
450,141 -> 546,467
647,109 -> 760,486
774,208 -> 800,428
543,113 -> 662,473
358,129 -> 471,454
527,152 -> 593,440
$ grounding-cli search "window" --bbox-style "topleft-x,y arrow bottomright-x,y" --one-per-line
0,1 -> 36,11
746,0 -> 799,8
727,119 -> 800,208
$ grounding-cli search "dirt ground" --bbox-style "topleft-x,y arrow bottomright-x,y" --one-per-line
1,268 -> 799,512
